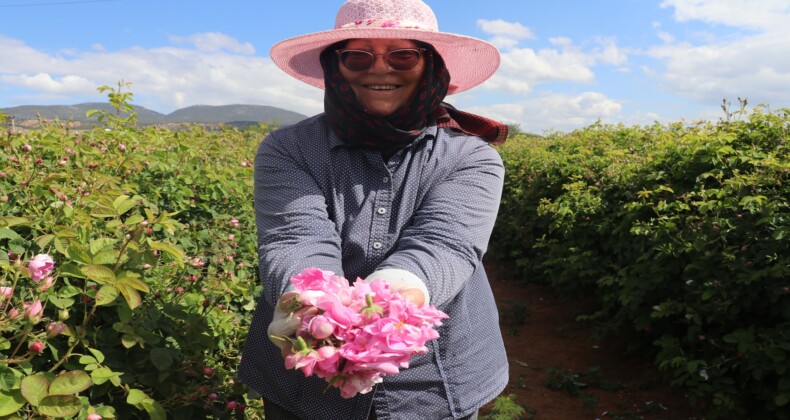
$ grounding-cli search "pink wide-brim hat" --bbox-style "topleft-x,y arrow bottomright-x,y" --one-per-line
270,0 -> 501,95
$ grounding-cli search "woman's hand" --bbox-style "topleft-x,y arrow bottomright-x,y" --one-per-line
267,292 -> 318,358
398,288 -> 426,307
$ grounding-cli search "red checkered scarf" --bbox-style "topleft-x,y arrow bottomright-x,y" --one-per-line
320,43 -> 507,155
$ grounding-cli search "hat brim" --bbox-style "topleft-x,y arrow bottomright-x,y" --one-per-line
270,28 -> 500,95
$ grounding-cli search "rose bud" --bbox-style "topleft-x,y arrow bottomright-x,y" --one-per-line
29,341 -> 45,353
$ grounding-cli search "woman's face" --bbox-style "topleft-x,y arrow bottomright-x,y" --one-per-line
337,38 -> 426,117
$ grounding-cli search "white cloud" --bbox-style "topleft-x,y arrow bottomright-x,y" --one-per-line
458,91 -> 624,133
169,32 -> 256,55
477,19 -> 534,39
0,34 -> 323,115
487,42 -> 596,95
660,0 -> 790,31
592,37 -> 628,66
2,73 -> 95,93
477,19 -> 534,50
649,1 -> 790,106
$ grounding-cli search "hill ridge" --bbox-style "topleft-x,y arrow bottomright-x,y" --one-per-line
1,103 -> 309,127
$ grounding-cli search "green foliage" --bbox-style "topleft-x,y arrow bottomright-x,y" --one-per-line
492,106 -> 790,418
0,84 -> 267,418
481,394 -> 529,420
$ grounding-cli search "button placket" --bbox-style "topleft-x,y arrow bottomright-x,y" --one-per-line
369,167 -> 393,256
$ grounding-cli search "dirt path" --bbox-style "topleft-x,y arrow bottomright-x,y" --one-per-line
484,259 -> 707,420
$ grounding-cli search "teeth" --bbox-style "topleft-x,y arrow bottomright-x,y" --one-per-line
367,85 -> 398,90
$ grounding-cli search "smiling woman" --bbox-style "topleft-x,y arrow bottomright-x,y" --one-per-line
237,1 -> 510,419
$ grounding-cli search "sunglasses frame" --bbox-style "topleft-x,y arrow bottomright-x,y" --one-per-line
335,48 -> 427,72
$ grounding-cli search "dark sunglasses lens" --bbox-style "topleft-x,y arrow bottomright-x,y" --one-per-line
386,50 -> 421,70
340,51 -> 374,71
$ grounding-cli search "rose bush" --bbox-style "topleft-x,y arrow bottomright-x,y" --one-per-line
1,83 -> 266,419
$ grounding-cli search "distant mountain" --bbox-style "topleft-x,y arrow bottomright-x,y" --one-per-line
1,103 -> 309,127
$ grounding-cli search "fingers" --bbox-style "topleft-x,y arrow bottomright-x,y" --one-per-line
280,342 -> 292,358
277,291 -> 301,311
398,288 -> 426,307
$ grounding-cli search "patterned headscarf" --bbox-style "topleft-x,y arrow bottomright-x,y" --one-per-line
320,41 -> 506,155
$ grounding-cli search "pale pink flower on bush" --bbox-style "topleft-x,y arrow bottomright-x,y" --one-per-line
0,286 -> 12,299
23,144 -> 32,152
8,308 -> 20,319
24,300 -> 44,323
28,254 -> 54,282
47,322 -> 66,337
87,414 -> 102,420
39,276 -> 55,292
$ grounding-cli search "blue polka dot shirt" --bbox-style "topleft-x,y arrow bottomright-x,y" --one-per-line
238,114 -> 509,419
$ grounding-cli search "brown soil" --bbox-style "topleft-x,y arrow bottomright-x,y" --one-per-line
485,260 -> 708,420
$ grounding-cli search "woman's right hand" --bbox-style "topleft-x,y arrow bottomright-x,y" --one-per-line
267,291 -> 318,358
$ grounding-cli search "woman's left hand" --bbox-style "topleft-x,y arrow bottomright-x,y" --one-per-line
398,288 -> 426,307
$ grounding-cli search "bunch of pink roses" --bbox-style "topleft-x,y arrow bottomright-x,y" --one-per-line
274,268 -> 448,398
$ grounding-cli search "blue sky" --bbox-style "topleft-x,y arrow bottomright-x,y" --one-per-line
1,0 -> 789,133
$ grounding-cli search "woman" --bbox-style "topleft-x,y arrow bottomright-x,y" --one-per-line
239,0 -> 509,418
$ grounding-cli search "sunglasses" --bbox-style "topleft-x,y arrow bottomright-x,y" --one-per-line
335,48 -> 426,72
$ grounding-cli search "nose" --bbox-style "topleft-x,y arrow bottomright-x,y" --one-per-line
368,53 -> 391,73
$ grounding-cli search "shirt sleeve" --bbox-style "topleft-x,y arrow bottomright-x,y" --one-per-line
376,138 -> 505,307
253,130 -> 344,306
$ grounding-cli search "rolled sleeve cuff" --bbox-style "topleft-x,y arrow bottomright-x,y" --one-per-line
364,268 -> 431,305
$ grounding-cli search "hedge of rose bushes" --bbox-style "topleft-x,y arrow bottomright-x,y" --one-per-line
1,97 -> 265,418
490,106 -> 790,418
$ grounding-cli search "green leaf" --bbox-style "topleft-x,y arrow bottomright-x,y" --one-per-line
95,285 -> 120,306
89,238 -> 117,256
0,366 -> 20,391
78,356 -> 98,365
124,215 -> 145,226
149,348 -> 173,371
0,217 -> 30,228
58,263 -> 86,279
776,393 -> 790,407
121,334 -> 139,349
47,296 -> 76,309
141,398 -> 167,420
90,368 -> 118,385
0,228 -> 22,241
81,264 -> 117,284
20,374 -> 49,406
88,347 -> 106,364
117,284 -> 142,309
36,234 -> 55,249
92,249 -> 119,265
37,395 -> 82,417
49,371 -> 92,395
147,240 -> 185,268
127,389 -> 148,405
0,389 -> 26,416
113,195 -> 137,216
118,277 -> 150,293
66,245 -> 92,264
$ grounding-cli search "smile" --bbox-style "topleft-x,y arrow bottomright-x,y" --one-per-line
364,84 -> 399,91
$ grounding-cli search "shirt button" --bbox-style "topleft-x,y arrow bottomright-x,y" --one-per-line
382,176 -> 389,183
377,207 -> 387,215
372,242 -> 383,250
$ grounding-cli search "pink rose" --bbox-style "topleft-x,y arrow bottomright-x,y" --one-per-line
24,300 -> 43,323
87,414 -> 102,420
308,314 -> 335,339
0,286 -> 12,299
28,254 -> 54,282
